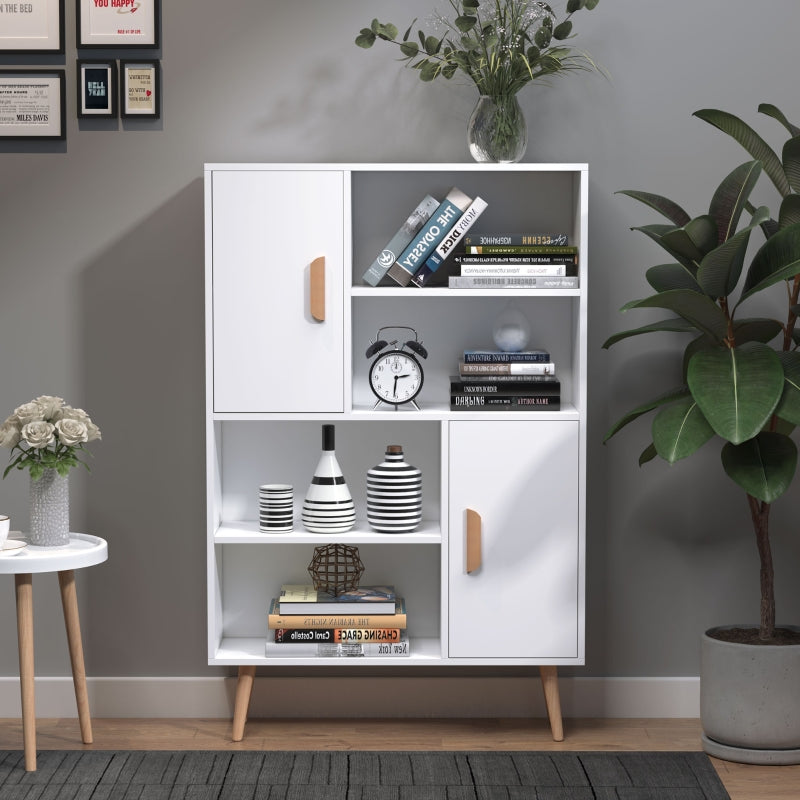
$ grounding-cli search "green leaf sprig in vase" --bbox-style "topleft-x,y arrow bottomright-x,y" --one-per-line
355,0 -> 601,162
0,395 -> 101,481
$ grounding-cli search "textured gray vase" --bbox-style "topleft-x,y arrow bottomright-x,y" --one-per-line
29,468 -> 70,547
701,625 -> 800,764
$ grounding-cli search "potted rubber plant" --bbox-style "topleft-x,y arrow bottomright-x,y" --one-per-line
604,104 -> 800,764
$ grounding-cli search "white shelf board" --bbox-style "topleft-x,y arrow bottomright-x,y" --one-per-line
349,403 -> 580,421
350,287 -> 581,298
214,520 -> 442,544
212,636 -> 443,665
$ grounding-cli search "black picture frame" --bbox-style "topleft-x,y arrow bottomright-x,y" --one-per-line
77,60 -> 117,119
0,69 -> 66,140
77,0 -> 160,49
120,59 -> 159,119
0,0 -> 65,55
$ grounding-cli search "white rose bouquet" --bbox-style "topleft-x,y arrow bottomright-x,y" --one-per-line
0,395 -> 101,481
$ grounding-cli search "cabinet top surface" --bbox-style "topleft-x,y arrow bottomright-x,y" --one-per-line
203,162 -> 588,173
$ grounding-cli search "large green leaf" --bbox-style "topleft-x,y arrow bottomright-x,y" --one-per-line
740,222 -> 800,304
687,342 -> 784,444
774,351 -> 800,425
721,432 -> 797,502
602,317 -> 696,349
696,224 -> 755,298
652,398 -> 715,463
632,224 -> 696,271
660,215 -> 718,264
708,160 -> 762,244
758,103 -> 800,137
604,386 -> 690,442
639,442 -> 658,465
617,190 -> 691,226
778,195 -> 800,229
694,109 -> 791,197
646,263 -> 701,293
731,317 -> 783,345
783,136 -> 800,194
621,289 -> 729,342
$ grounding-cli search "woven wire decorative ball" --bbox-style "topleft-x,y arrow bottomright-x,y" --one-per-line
308,543 -> 365,596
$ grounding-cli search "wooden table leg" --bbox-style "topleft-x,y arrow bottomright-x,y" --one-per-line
14,573 -> 36,771
58,569 -> 93,744
539,665 -> 564,742
232,665 -> 256,742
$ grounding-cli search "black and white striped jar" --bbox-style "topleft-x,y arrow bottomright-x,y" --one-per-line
302,424 -> 356,534
366,445 -> 422,534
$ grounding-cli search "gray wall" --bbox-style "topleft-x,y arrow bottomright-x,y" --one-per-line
1,0 -> 799,683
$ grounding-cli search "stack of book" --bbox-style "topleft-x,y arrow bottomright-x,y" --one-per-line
448,234 -> 579,289
266,584 -> 410,657
361,189 -> 488,288
451,349 -> 560,411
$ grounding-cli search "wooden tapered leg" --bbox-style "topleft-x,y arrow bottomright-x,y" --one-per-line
232,665 -> 256,742
539,665 -> 564,742
15,573 -> 36,771
58,570 -> 93,744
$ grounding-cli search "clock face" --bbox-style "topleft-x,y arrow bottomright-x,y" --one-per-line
369,350 -> 424,405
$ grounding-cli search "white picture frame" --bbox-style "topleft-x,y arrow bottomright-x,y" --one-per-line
77,0 -> 160,49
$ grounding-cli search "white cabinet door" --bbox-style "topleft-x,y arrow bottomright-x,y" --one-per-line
211,170 -> 345,413
448,420 -> 580,660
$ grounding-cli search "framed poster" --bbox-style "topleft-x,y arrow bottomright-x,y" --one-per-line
0,69 -> 66,140
120,59 -> 159,119
77,0 -> 160,49
0,0 -> 64,54
77,60 -> 117,118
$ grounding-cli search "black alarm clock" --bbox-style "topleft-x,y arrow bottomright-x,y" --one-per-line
365,326 -> 428,410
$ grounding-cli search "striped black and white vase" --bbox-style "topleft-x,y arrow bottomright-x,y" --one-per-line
366,445 -> 422,534
302,424 -> 356,534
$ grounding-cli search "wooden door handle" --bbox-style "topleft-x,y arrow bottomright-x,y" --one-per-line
466,508 -> 482,574
310,256 -> 325,321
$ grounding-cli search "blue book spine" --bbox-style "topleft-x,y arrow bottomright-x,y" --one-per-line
362,195 -> 439,286
386,188 -> 472,287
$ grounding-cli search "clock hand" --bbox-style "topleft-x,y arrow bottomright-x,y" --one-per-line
393,374 -> 399,398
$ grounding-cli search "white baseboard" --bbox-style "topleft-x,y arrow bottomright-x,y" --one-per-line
0,676 -> 700,719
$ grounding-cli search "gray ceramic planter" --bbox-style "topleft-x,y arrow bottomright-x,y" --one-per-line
701,625 -> 800,765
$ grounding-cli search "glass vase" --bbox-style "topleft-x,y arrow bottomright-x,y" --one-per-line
467,94 -> 528,164
29,468 -> 70,547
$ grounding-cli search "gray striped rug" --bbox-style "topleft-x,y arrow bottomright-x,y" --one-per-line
0,750 -> 730,799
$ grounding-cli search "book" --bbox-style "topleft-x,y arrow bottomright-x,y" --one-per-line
459,361 -> 555,375
273,628 -> 403,643
464,244 -> 578,255
449,374 -> 560,386
361,194 -> 440,286
278,584 -> 397,614
463,350 -> 550,363
411,196 -> 488,287
462,233 -> 569,247
450,377 -> 560,393
457,254 -> 577,264
265,634 -> 410,658
386,187 -> 472,286
451,394 -> 561,410
448,276 -> 579,289
459,264 -> 569,277
267,597 -> 408,629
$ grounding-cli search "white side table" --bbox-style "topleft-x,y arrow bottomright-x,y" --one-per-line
0,533 -> 108,771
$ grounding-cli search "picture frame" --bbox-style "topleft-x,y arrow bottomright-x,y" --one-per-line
0,0 -> 65,54
77,60 -> 117,119
77,0 -> 160,49
120,59 -> 159,119
0,69 -> 66,140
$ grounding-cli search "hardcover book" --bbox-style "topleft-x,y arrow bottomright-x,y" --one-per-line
411,196 -> 488,287
450,377 -> 561,394
462,233 -> 569,246
459,361 -> 555,375
463,350 -> 551,363
278,584 -> 397,614
448,276 -> 579,289
267,597 -> 408,629
361,194 -> 440,286
273,628 -> 403,643
386,187 -> 472,287
451,394 -> 561,410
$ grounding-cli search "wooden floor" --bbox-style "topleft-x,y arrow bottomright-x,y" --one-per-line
0,717 -> 798,799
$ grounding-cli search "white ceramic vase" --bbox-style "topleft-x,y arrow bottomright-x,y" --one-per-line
302,424 -> 355,534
